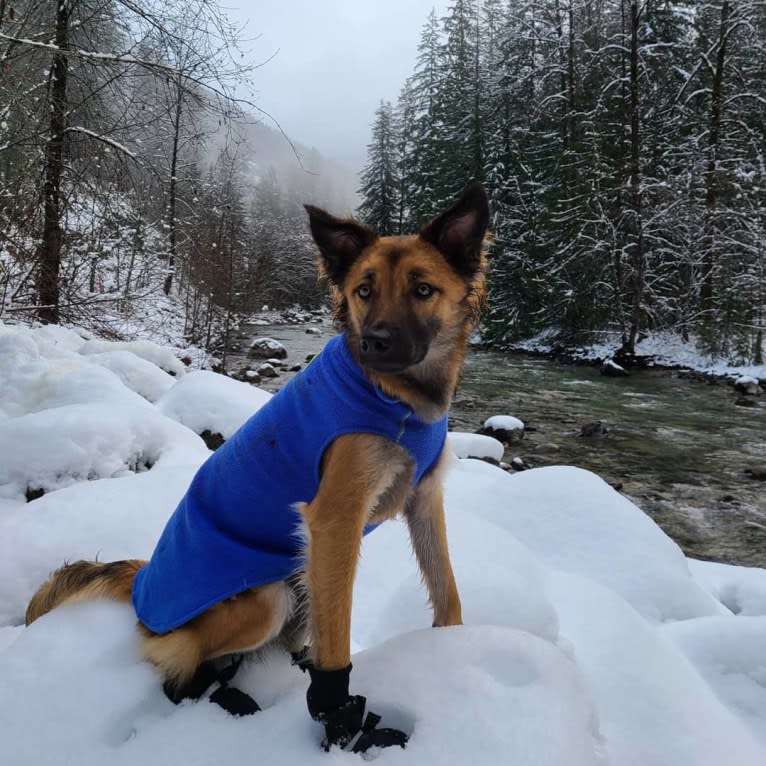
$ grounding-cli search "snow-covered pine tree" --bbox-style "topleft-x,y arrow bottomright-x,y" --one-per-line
357,100 -> 399,235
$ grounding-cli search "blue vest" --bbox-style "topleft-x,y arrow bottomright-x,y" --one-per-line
132,334 -> 448,633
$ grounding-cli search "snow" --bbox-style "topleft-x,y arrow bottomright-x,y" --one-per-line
662,616 -> 766,746
447,431 -> 505,461
513,328 -> 766,381
156,370 -> 271,440
687,558 -> 766,616
1,322 -> 765,765
484,414 -> 525,431
85,350 -> 177,403
80,338 -> 187,377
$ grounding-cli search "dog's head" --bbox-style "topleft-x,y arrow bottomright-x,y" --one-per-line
305,182 -> 489,376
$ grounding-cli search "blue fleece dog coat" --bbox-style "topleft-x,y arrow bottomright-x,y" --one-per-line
132,334 -> 448,634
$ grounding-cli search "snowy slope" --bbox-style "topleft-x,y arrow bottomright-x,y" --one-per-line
1,321 -> 765,766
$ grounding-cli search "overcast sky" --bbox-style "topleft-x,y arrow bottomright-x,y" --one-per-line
229,1 -> 449,173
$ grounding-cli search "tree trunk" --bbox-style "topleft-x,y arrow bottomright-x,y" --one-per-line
35,0 -> 71,324
163,76 -> 183,296
624,0 -> 645,357
700,1 -> 731,321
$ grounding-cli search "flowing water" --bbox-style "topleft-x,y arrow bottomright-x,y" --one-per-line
230,320 -> 766,568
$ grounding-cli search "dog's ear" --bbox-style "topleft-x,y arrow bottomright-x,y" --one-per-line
419,182 -> 489,276
304,205 -> 378,285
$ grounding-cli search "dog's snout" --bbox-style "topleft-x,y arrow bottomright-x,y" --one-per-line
360,327 -> 393,356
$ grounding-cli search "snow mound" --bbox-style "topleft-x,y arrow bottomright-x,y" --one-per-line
550,573 -> 765,766
448,460 -> 724,622
663,616 -> 766,746
85,350 -> 177,402
0,402 -> 206,501
80,338 -> 186,377
448,431 -> 504,461
156,371 -> 271,440
688,559 -> 766,616
0,603 -> 604,766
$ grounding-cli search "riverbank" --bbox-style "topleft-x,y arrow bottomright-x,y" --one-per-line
501,328 -> 766,386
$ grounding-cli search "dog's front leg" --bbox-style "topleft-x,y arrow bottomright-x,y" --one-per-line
405,449 -> 463,627
299,434 -> 410,752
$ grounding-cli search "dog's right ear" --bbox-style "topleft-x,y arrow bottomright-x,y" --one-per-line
304,206 -> 378,286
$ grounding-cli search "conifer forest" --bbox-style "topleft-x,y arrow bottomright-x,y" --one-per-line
358,1 -> 765,363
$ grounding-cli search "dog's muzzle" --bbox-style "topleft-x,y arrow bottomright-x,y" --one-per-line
359,326 -> 425,372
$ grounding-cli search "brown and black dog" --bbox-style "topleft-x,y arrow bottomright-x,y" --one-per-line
25,181 -> 490,752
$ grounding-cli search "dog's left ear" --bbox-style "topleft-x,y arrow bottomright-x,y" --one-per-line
305,205 -> 378,285
419,182 -> 489,276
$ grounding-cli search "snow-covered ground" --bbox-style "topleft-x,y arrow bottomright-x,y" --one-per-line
1,321 -> 765,766
511,328 -> 766,382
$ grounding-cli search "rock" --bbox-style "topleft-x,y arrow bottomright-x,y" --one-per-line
25,487 -> 45,502
248,337 -> 287,360
744,465 -> 766,481
510,456 -> 529,471
579,421 -> 608,437
200,429 -> 225,451
733,375 -> 762,395
290,364 -> 303,372
479,414 -> 525,444
532,442 -> 561,453
735,397 -> 758,408
600,359 -> 629,377
256,363 -> 279,378
305,353 -> 317,363
244,370 -> 261,382
305,327 -> 322,335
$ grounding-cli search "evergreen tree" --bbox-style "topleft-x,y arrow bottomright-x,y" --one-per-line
357,100 -> 399,235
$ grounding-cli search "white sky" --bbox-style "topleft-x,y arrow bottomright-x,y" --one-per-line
228,1 -> 449,173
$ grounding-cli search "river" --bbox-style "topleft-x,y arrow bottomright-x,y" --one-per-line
229,319 -> 766,568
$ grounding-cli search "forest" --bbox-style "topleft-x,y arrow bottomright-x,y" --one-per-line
358,1 -> 765,363
2,1 -> 764,366
0,0 -> 351,349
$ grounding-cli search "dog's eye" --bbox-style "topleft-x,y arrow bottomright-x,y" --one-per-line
415,282 -> 435,299
356,284 -> 372,300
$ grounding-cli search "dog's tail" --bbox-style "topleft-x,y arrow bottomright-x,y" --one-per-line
25,559 -> 145,625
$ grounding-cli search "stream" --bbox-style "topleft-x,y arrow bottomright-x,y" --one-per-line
229,318 -> 766,568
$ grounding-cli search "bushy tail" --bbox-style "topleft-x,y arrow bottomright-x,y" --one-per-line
25,559 -> 145,625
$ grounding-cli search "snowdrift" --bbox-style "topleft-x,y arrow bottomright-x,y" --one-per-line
1,322 -> 764,766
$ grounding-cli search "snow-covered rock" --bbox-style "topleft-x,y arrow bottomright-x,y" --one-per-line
248,337 -> 287,359
156,370 -> 271,441
448,431 -> 505,461
733,375 -> 762,395
482,414 -> 525,443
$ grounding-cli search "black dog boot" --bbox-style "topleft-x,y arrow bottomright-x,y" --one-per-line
163,656 -> 261,717
306,664 -> 408,753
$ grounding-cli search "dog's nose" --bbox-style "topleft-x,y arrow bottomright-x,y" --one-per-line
360,327 -> 392,357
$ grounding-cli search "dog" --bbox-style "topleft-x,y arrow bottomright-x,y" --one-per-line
25,181 -> 490,753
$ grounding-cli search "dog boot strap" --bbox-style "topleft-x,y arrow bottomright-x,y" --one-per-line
351,711 -> 409,753
316,695 -> 367,751
216,653 -> 245,685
